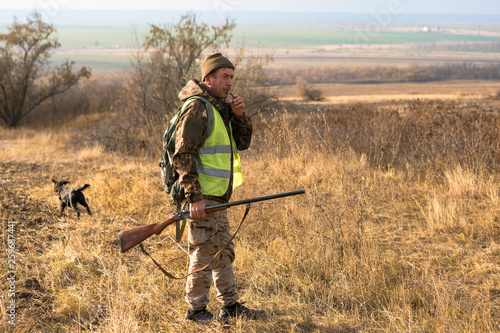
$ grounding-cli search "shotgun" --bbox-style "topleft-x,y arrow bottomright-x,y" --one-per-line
119,190 -> 305,253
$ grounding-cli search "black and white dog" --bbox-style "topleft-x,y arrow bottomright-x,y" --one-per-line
52,179 -> 92,219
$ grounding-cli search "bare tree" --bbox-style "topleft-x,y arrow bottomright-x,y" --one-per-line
129,13 -> 235,124
0,12 -> 91,127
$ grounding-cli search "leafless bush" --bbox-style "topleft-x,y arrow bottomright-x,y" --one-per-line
294,76 -> 322,101
23,73 -> 124,128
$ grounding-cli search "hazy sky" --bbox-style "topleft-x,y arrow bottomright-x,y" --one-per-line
2,0 -> 500,15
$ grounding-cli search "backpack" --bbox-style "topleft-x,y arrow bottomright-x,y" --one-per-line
159,96 -> 215,210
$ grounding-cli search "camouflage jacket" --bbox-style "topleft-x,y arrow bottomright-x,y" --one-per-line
172,79 -> 252,204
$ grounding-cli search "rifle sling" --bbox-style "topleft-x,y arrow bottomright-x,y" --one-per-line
140,203 -> 251,280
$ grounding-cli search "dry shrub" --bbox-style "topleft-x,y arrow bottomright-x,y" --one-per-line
23,73 -> 124,128
273,99 -> 500,177
80,107 -> 163,157
294,76 -> 322,101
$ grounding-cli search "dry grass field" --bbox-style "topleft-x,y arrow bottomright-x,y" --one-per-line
272,80 -> 500,104
1,80 -> 500,332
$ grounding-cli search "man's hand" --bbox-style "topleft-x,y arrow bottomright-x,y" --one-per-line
230,93 -> 245,117
190,200 -> 206,219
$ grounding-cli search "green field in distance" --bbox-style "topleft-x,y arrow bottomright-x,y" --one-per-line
54,24 -> 500,49
232,27 -> 500,48
47,24 -> 500,72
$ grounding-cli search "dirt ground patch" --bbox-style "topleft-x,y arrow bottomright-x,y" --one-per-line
0,161 -> 59,330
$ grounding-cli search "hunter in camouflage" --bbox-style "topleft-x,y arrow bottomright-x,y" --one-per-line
172,53 -> 264,324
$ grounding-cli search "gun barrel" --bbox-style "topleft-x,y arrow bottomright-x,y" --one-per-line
206,189 -> 305,212
119,190 -> 305,253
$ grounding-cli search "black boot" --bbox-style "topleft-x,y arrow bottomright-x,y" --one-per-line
185,307 -> 214,324
219,302 -> 265,320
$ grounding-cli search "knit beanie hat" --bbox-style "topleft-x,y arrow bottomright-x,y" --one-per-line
201,53 -> 234,81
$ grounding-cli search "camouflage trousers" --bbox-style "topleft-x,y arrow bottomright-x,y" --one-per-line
183,199 -> 238,311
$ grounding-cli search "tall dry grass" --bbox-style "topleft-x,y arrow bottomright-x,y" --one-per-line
1,97 -> 499,332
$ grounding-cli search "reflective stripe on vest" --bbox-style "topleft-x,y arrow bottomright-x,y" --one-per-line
196,102 -> 243,196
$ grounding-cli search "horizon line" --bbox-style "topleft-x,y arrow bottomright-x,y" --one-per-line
1,8 -> 500,15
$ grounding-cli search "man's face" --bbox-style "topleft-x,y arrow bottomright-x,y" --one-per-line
205,67 -> 234,99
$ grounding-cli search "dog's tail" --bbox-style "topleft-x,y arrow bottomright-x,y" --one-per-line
77,184 -> 90,192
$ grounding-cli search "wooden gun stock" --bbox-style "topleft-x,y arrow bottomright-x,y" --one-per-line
119,215 -> 180,253
119,190 -> 305,253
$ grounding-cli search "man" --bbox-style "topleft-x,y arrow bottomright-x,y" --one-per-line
172,53 -> 263,324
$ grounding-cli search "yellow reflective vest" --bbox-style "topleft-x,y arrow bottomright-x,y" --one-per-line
196,101 -> 243,197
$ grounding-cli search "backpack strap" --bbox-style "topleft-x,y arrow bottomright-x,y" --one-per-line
173,96 -> 214,242
182,96 -> 215,138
